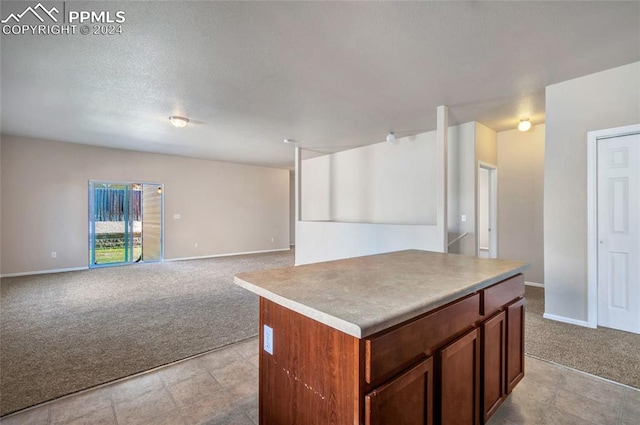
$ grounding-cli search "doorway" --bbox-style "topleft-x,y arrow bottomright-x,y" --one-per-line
478,163 -> 498,259
588,125 -> 639,334
89,181 -> 164,267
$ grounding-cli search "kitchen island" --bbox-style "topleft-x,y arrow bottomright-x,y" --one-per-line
235,250 -> 529,425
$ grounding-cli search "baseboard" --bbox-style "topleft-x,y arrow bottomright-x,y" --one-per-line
525,281 -> 544,288
1,266 -> 89,278
1,248 -> 292,277
542,313 -> 592,328
165,247 -> 291,262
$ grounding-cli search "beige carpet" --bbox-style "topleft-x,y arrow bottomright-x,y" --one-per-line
3,258 -> 638,416
525,286 -> 639,389
0,250 -> 294,416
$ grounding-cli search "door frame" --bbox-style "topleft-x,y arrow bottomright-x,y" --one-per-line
477,162 -> 498,259
587,124 -> 640,328
88,180 -> 165,268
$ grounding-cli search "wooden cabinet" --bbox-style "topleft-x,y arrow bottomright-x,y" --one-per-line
259,297 -> 360,425
365,357 -> 434,425
481,274 -> 525,317
481,311 -> 506,423
439,328 -> 480,425
258,274 -> 525,425
506,298 -> 525,393
365,294 -> 480,386
479,275 -> 526,424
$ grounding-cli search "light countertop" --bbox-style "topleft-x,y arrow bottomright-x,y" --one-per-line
234,250 -> 529,338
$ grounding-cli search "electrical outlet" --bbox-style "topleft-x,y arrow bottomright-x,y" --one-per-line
461,214 -> 467,223
263,325 -> 273,355
271,237 -> 274,243
51,251 -> 57,258
194,242 -> 199,248
173,214 -> 181,220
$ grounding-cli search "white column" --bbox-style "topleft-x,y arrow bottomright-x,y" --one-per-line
294,147 -> 302,222
437,105 -> 449,252
294,147 -> 302,264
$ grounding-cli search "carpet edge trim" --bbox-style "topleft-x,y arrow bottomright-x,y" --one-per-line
524,354 -> 640,391
0,334 -> 260,418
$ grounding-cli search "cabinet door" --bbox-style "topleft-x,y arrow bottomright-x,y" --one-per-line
439,328 -> 480,425
481,311 -> 506,423
506,298 -> 525,393
365,356 -> 433,425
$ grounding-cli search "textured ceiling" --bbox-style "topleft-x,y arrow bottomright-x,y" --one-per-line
1,1 -> 639,168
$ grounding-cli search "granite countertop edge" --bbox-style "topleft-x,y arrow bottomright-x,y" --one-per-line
234,263 -> 529,339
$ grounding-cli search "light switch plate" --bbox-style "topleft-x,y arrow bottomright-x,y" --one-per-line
461,214 -> 467,222
263,325 -> 273,355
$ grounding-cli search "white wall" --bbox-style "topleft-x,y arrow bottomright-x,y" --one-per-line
297,123 -> 480,265
0,135 -> 2,275
446,122 -> 496,257
295,221 -> 441,265
301,154 -> 331,221
0,136 -> 290,275
475,123 -> 498,256
476,122 -> 498,167
447,122 -> 476,256
545,61 -> 640,323
301,132 -> 437,225
497,124 -> 545,284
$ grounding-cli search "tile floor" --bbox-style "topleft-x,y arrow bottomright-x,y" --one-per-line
486,355 -> 639,425
1,337 -> 638,425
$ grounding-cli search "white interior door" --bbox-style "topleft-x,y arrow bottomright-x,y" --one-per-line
478,164 -> 498,259
597,133 -> 640,334
478,168 -> 490,253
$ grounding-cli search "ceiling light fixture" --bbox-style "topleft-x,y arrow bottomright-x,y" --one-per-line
517,119 -> 532,132
386,131 -> 396,143
169,116 -> 189,128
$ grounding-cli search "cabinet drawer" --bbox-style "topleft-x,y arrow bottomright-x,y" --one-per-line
365,356 -> 434,425
481,274 -> 524,317
365,293 -> 480,385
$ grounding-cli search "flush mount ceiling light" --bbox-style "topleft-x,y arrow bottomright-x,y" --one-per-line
517,119 -> 532,132
386,131 -> 396,143
169,116 -> 189,128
